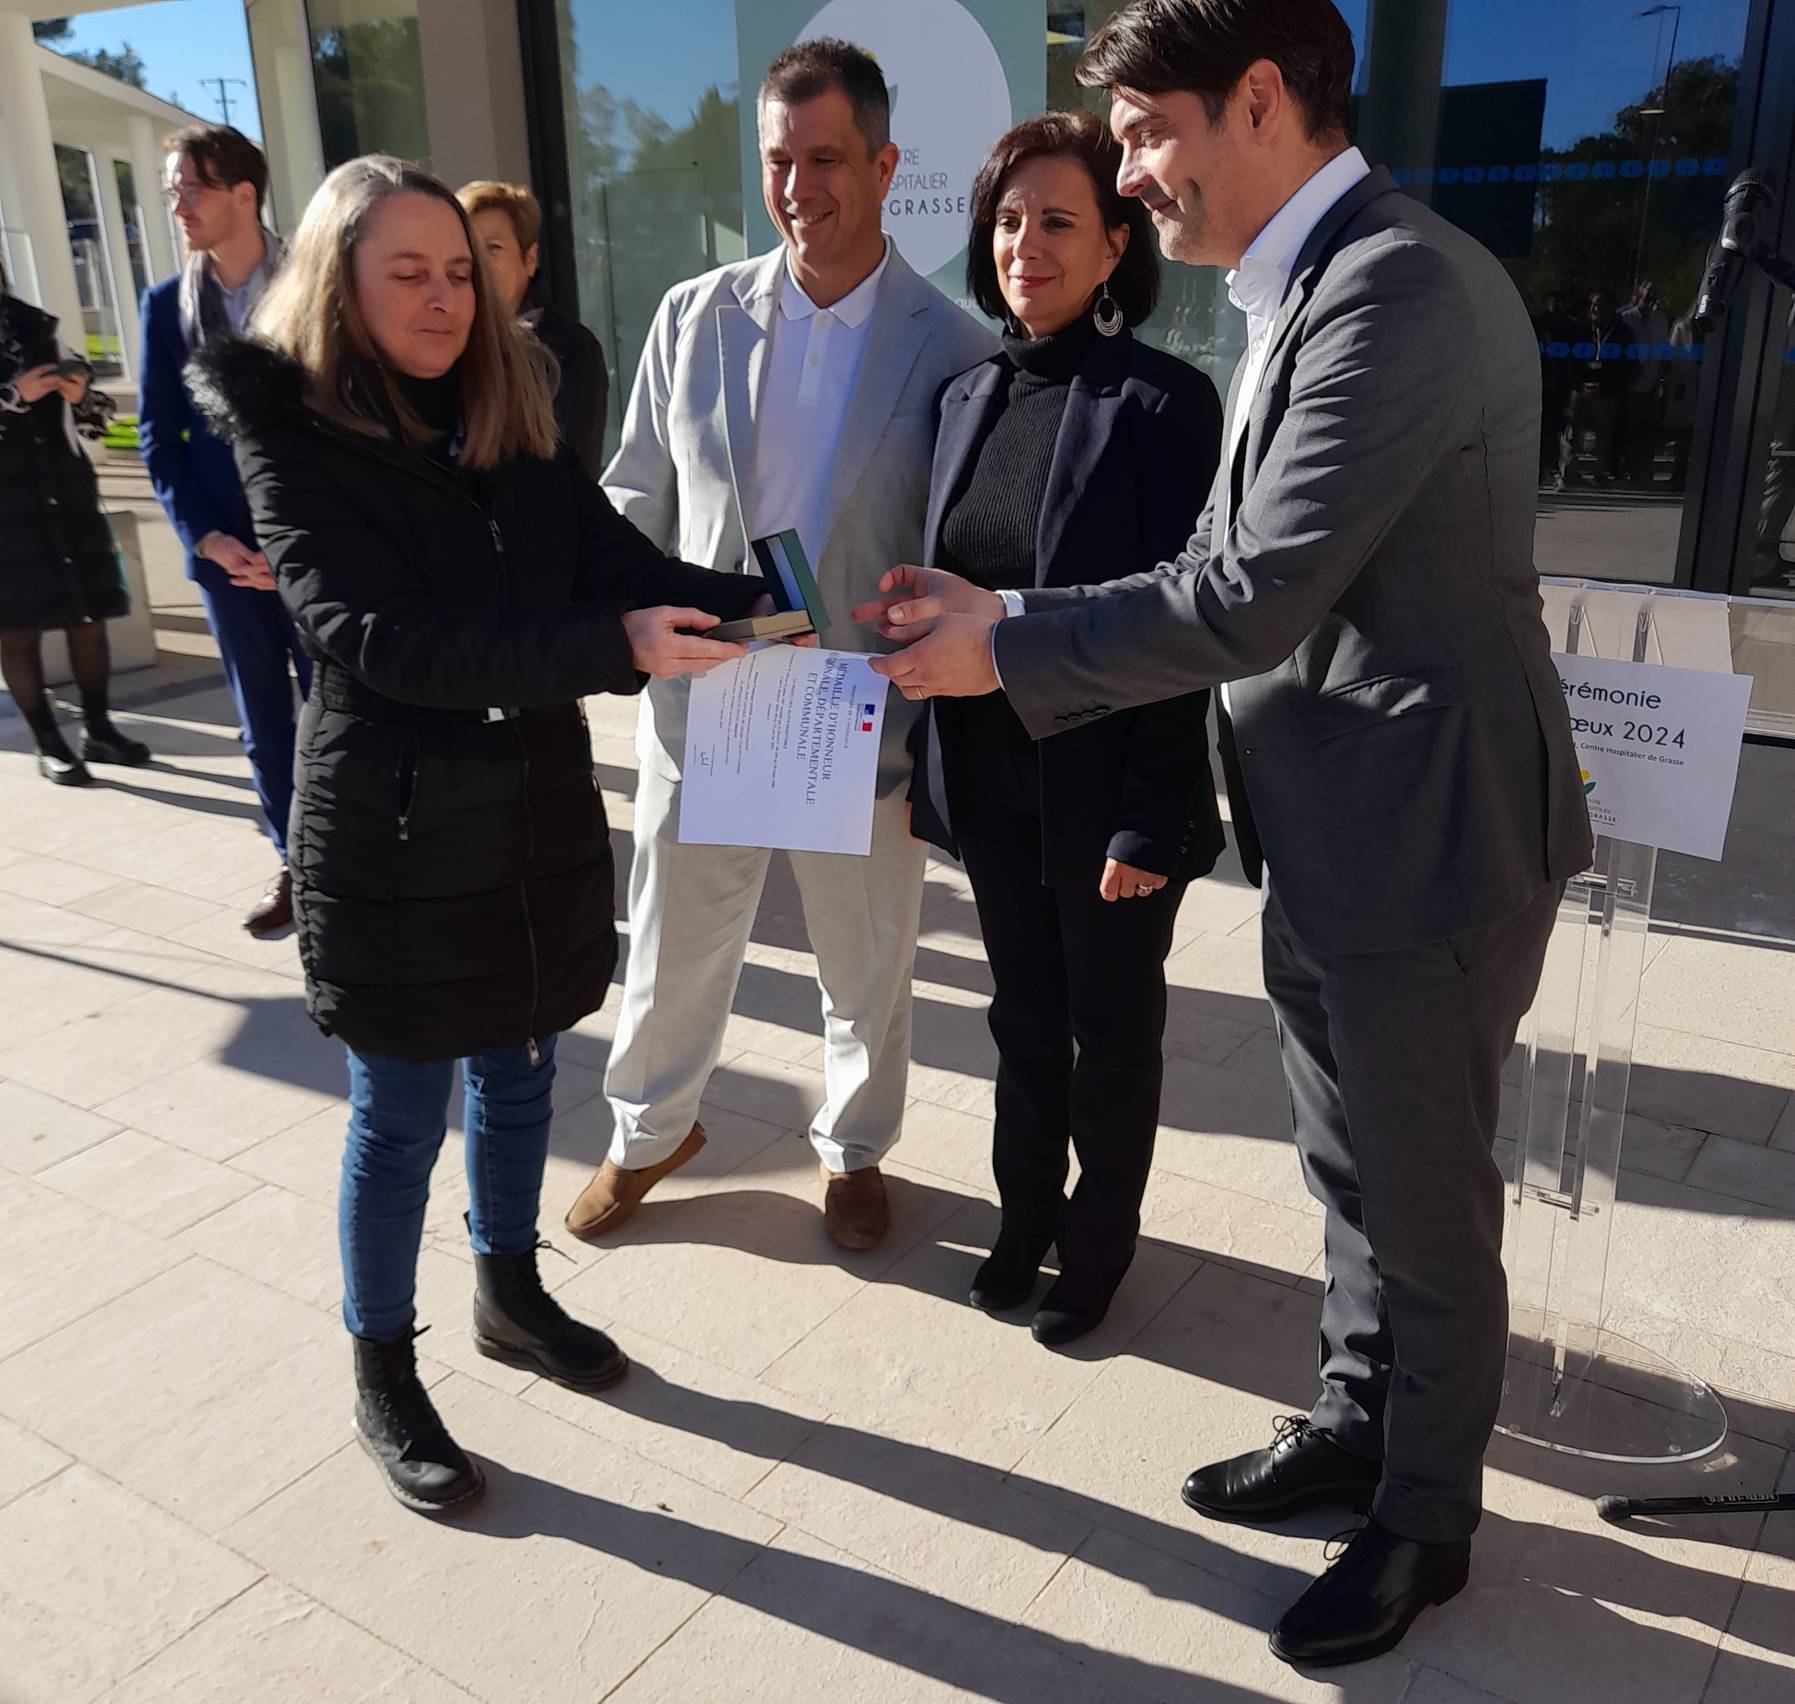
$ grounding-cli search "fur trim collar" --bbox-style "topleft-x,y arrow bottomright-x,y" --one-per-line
183,336 -> 310,443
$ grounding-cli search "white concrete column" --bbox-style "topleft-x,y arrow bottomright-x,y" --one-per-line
92,148 -> 142,381
416,0 -> 532,192
244,0 -> 327,237
127,115 -> 179,281
0,21 -> 85,334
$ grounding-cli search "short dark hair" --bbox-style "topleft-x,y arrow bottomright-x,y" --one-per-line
759,38 -> 891,155
966,111 -> 1160,329
164,124 -> 269,220
1078,0 -> 1354,141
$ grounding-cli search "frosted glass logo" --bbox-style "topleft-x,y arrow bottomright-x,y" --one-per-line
798,0 -> 1012,275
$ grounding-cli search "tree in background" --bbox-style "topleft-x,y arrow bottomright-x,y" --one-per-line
31,18 -> 150,91
312,19 -> 430,170
1531,55 -> 1739,314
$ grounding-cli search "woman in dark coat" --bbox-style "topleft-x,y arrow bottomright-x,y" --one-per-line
909,112 -> 1224,1347
0,268 -> 149,783
188,155 -> 762,1515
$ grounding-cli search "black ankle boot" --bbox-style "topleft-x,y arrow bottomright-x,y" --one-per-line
472,1240 -> 629,1390
1031,1266 -> 1125,1347
352,1329 -> 483,1513
969,1225 -> 1056,1312
81,723 -> 151,766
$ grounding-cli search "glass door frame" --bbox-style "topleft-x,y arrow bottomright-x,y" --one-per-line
515,0 -> 581,322
1678,0 -> 1795,595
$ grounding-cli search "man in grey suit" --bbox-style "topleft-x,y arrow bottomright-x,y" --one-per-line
856,0 -> 1591,1668
564,39 -> 995,1252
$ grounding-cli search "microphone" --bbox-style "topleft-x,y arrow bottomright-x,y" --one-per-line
1692,170 -> 1775,333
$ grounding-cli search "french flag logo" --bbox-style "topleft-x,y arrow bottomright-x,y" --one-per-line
860,702 -> 876,732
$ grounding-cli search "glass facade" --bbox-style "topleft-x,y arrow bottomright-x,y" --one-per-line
54,142 -> 125,378
112,159 -> 152,306
307,0 -> 431,171
535,0 -> 1788,597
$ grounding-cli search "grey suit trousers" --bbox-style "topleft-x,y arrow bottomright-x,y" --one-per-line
1261,874 -> 1560,1544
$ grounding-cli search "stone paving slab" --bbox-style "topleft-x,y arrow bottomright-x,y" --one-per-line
2,676 -> 1793,1704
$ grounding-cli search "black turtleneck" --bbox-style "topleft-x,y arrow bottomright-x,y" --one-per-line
940,312 -> 1099,591
389,368 -> 462,465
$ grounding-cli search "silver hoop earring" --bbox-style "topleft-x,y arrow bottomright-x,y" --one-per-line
1093,281 -> 1124,338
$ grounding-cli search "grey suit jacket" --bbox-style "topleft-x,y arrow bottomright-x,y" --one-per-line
995,167 -> 1593,955
605,245 -> 996,793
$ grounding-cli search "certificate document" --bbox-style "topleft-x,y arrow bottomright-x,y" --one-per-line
678,646 -> 890,855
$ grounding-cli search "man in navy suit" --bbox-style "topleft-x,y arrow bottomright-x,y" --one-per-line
139,125 -> 309,936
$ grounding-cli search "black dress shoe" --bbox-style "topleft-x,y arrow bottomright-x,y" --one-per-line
1031,1268 -> 1122,1347
37,750 -> 92,787
968,1227 -> 1054,1312
1271,1519 -> 1470,1667
81,727 -> 152,767
1182,1414 -> 1380,1525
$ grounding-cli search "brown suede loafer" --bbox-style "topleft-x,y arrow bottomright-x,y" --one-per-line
244,869 -> 293,938
822,1163 -> 889,1251
565,1122 -> 706,1241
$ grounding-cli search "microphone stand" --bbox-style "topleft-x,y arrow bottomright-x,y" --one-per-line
1692,233 -> 1795,334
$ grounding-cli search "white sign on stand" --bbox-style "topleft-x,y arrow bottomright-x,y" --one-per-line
1552,654 -> 1753,860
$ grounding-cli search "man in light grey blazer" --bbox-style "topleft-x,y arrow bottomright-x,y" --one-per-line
564,39 -> 994,1253
856,0 -> 1591,1669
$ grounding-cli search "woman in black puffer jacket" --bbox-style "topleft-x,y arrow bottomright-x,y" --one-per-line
0,268 -> 150,783
188,155 -> 762,1516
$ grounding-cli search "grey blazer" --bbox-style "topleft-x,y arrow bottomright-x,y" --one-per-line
605,245 -> 996,791
995,167 -> 1593,955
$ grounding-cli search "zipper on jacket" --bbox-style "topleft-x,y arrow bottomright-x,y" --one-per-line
395,738 -> 420,842
513,719 -> 542,1056
488,516 -> 505,556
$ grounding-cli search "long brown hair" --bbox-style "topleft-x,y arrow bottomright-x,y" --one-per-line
253,155 -> 557,470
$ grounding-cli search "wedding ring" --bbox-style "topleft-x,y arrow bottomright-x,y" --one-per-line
1134,883 -> 1154,897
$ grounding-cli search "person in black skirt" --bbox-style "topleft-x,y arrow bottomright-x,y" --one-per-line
909,111 -> 1224,1346
0,266 -> 150,783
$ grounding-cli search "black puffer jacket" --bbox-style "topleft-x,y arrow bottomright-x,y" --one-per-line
187,337 -> 759,1062
0,295 -> 126,633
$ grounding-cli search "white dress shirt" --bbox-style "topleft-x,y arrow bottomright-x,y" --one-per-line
748,238 -> 892,563
1219,146 -> 1369,537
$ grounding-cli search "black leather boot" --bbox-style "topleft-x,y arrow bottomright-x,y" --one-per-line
1031,1267 -> 1124,1347
1271,1519 -> 1471,1667
968,1224 -> 1056,1312
1182,1414 -> 1381,1524
352,1329 -> 483,1514
472,1240 -> 629,1390
81,725 -> 152,766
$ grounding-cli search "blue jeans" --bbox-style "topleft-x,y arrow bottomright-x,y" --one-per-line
339,1034 -> 558,1340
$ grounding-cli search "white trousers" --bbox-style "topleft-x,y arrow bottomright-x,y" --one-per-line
604,752 -> 927,1174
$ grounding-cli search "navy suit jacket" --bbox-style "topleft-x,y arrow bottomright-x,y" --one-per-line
911,327 -> 1227,885
139,276 -> 256,573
